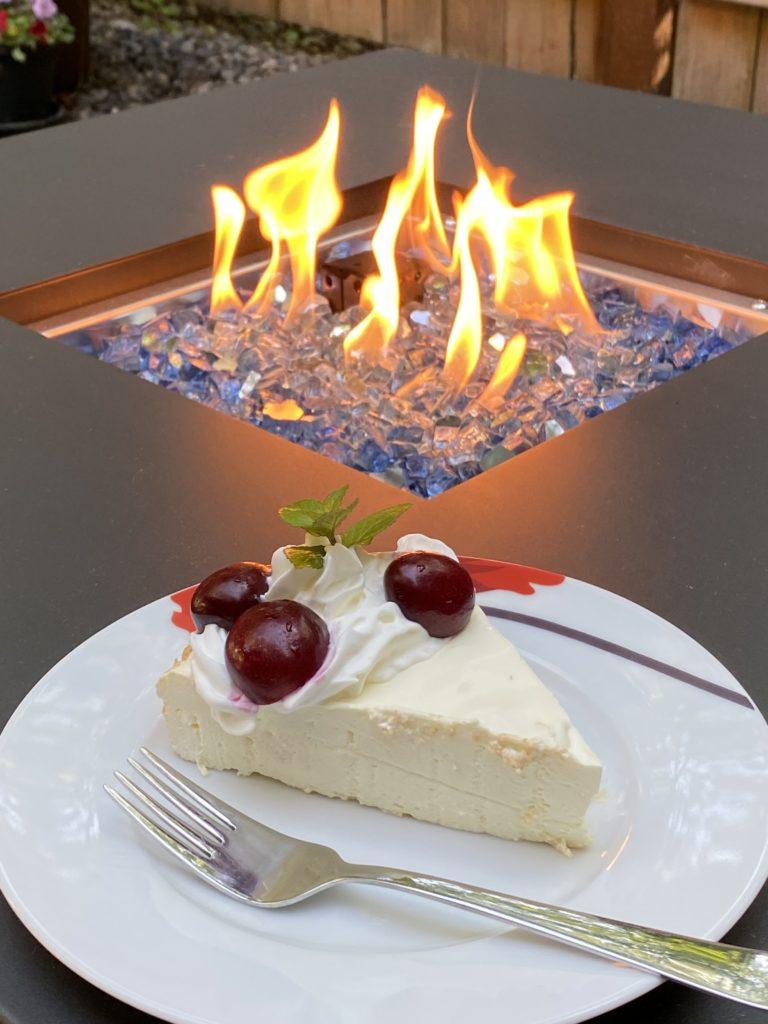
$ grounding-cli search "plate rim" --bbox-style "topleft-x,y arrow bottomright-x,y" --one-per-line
1,558 -> 767,1024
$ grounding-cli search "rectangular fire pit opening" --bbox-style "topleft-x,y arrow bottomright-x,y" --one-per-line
35,198 -> 767,499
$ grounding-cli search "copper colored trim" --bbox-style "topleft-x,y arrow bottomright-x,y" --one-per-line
570,218 -> 768,303
1,178 -> 766,326
0,177 -> 396,327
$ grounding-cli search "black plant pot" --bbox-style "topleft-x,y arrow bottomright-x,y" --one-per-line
0,44 -> 58,125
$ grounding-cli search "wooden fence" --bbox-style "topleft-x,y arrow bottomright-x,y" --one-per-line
225,0 -> 768,114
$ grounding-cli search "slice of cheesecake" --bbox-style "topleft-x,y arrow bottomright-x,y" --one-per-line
158,606 -> 601,851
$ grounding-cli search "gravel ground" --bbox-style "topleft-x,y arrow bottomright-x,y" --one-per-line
71,0 -> 380,118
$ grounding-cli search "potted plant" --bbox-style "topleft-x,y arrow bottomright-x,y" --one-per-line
0,0 -> 74,126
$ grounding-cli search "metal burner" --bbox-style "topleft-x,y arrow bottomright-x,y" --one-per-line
318,250 -> 428,314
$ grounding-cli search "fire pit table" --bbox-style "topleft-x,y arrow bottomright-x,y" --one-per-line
1,47 -> 768,1024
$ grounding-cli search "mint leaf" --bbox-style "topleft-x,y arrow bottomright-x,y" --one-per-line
284,545 -> 327,570
279,498 -> 327,530
279,487 -> 358,543
324,486 -> 349,511
341,503 -> 411,548
280,490 -> 409,552
309,497 -> 358,543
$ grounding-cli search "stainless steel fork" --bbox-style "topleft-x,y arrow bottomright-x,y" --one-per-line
106,748 -> 768,1009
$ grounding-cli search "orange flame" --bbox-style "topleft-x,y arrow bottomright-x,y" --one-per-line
479,332 -> 527,405
403,92 -> 451,272
443,104 -> 597,390
208,86 -> 597,415
443,189 -> 483,390
466,114 -> 599,332
242,100 -> 342,323
344,87 -> 449,362
210,186 -> 246,316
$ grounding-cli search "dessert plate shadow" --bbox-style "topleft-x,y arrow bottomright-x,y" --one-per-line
1,558 -> 767,1024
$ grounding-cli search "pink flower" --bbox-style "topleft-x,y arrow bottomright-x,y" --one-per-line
31,0 -> 58,18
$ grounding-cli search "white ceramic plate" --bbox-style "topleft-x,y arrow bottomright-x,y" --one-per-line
1,559 -> 767,1024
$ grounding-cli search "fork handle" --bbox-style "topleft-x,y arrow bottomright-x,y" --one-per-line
343,864 -> 768,1008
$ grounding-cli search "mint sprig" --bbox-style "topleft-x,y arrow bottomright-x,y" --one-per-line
279,485 -> 358,544
279,486 -> 411,569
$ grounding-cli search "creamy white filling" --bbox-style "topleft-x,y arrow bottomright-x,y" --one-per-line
189,534 -> 458,735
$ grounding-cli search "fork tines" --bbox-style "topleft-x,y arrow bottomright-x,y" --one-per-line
105,748 -> 235,866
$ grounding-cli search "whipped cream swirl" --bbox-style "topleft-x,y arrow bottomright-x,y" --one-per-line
189,534 -> 458,735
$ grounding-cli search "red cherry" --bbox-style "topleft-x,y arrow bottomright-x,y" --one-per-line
225,600 -> 329,705
384,552 -> 475,638
191,562 -> 270,631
